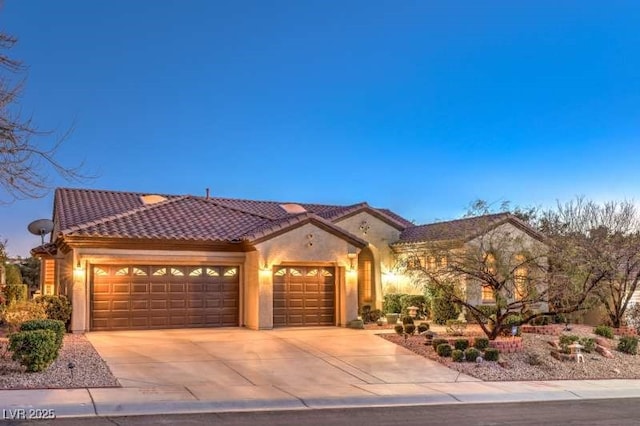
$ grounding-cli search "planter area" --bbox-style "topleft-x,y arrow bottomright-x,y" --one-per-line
379,324 -> 640,381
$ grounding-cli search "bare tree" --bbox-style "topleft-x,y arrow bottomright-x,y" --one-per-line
400,229 -> 557,340
542,198 -> 640,327
1,29 -> 85,203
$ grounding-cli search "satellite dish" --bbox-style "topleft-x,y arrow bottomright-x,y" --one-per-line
28,219 -> 54,245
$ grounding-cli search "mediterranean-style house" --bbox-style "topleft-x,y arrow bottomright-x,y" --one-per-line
31,188 -> 548,333
31,188 -> 412,332
391,213 -> 549,311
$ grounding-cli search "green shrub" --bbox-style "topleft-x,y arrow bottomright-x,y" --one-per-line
559,335 -> 580,354
369,309 -> 383,323
383,294 -> 403,314
431,297 -> 459,325
445,319 -> 467,336
402,316 -> 415,325
500,314 -> 524,336
34,295 -> 72,324
1,301 -> 47,331
394,324 -> 404,335
400,294 -> 428,318
618,336 -> 638,355
404,324 -> 416,335
464,347 -> 480,362
436,343 -> 452,357
3,283 -> 28,304
473,305 -> 498,324
432,338 -> 448,351
474,337 -> 490,351
452,349 -> 464,362
417,323 -> 430,334
8,329 -> 59,372
594,325 -> 614,339
531,315 -> 551,326
579,337 -> 595,353
454,339 -> 469,351
20,319 -> 66,349
484,347 -> 500,361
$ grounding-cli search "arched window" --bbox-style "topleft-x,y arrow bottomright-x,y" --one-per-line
514,254 -> 528,300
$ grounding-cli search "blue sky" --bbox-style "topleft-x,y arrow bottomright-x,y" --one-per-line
1,1 -> 640,256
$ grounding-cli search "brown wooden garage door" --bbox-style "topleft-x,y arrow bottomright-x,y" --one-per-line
272,266 -> 335,326
91,265 -> 239,331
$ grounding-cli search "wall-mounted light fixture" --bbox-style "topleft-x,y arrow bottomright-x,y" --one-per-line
73,260 -> 85,279
347,253 -> 357,272
260,262 -> 271,274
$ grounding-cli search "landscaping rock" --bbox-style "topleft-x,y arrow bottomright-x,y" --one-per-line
596,344 -> 614,358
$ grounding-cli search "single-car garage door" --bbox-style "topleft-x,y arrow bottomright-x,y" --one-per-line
91,265 -> 239,331
273,266 -> 335,326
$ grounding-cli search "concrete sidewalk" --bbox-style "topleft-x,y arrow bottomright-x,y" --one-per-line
1,379 -> 640,418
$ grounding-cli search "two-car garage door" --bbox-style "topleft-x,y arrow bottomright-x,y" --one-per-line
91,265 -> 239,331
91,263 -> 336,330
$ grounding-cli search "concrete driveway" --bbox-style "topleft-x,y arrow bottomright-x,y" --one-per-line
86,327 -> 479,410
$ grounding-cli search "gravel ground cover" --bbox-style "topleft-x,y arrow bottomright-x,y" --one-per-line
380,324 -> 640,381
0,334 -> 119,389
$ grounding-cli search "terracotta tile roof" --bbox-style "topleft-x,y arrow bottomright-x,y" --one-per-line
378,209 -> 415,228
241,211 -> 368,247
53,188 -> 409,244
54,188 -> 180,232
63,196 -> 269,241
393,213 -> 514,245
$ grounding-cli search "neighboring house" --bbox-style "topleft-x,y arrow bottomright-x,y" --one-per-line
390,213 -> 549,310
31,188 -> 411,332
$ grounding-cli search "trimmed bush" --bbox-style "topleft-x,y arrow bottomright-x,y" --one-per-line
3,283 -> 28,304
531,315 -> 551,326
473,305 -> 498,324
580,337 -> 595,353
436,343 -> 452,357
594,325 -> 614,339
1,301 -> 47,331
402,316 -> 415,325
394,324 -> 404,335
454,339 -> 470,351
445,319 -> 467,336
431,297 -> 459,325
369,309 -> 383,323
464,347 -> 480,362
474,337 -> 490,351
20,319 -> 66,349
34,295 -> 72,324
432,338 -> 448,351
500,314 -> 524,337
618,336 -> 638,355
559,335 -> 580,354
452,349 -> 464,362
417,323 -> 430,334
383,294 -> 403,314
404,324 -> 416,335
8,329 -> 59,372
484,347 -> 500,361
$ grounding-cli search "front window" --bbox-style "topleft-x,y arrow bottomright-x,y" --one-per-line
514,254 -> 527,300
482,285 -> 493,303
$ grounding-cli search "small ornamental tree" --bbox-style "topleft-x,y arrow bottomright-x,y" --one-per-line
398,220 -> 597,340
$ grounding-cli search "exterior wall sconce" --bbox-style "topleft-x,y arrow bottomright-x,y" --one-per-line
73,260 -> 85,279
260,263 -> 271,274
347,253 -> 357,272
